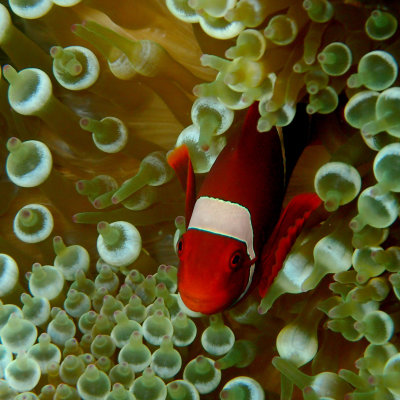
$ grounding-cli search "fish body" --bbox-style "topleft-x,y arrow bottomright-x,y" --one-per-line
168,104 -> 321,314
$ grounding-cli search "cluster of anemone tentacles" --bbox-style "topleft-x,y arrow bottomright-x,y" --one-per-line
1,0 -> 400,399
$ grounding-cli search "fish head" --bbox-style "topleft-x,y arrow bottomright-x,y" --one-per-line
176,228 -> 256,314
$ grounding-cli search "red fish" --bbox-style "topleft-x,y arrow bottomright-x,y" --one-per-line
168,104 -> 322,314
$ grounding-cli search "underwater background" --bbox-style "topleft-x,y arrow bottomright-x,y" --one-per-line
0,0 -> 400,398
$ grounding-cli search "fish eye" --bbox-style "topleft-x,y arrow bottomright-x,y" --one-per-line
229,251 -> 243,269
177,238 -> 184,256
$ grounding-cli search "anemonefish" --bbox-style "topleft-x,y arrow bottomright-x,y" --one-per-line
168,103 -> 322,315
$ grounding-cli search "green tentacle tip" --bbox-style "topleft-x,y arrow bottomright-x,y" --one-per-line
225,29 -> 266,61
51,45 -> 100,90
6,138 -> 52,187
257,103 -> 296,132
64,289 -> 91,318
111,152 -> 174,204
109,363 -> 135,389
90,334 -> 116,359
29,263 -> 65,301
365,10 -> 398,41
53,236 -> 90,281
21,293 -> 50,327
303,0 -> 334,23
351,186 -> 399,231
317,42 -> 352,76
99,295 -> 123,320
306,86 -> 338,115
28,333 -> 61,374
347,51 -> 398,91
110,310 -> 141,348
59,355 -> 85,386
3,65 -> 53,116
47,310 -> 76,346
77,364 -> 111,399
176,124 -> 227,173
150,335 -> 182,379
0,312 -> 37,353
97,221 -> 142,267
277,312 -> 320,367
13,204 -> 54,244
344,90 -> 378,130
76,175 -> 118,204
80,117 -> 128,153
314,161 -> 361,212
142,309 -> 173,346
94,265 -> 118,293
224,58 -> 266,93
354,310 -> 394,345
304,70 -> 329,95
264,15 -> 298,46
171,312 -> 197,347
50,46 -> 83,76
352,246 -> 386,284
183,355 -> 222,394
191,97 -> 233,150
130,367 -> 166,400
5,353 -> 41,392
118,331 -> 151,373
71,270 -> 96,298
135,275 -> 157,306
201,313 -> 235,356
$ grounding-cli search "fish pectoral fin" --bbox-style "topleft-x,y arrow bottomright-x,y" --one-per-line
258,192 -> 323,298
167,144 -> 196,225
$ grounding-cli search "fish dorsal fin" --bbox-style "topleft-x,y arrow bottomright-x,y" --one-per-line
258,192 -> 323,298
167,144 -> 196,226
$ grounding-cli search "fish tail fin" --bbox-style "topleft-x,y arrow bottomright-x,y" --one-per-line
167,144 -> 196,225
258,192 -> 322,298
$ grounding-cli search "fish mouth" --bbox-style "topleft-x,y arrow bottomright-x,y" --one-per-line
179,291 -> 230,315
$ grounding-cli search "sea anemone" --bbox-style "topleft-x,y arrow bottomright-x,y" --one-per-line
1,0 -> 400,398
